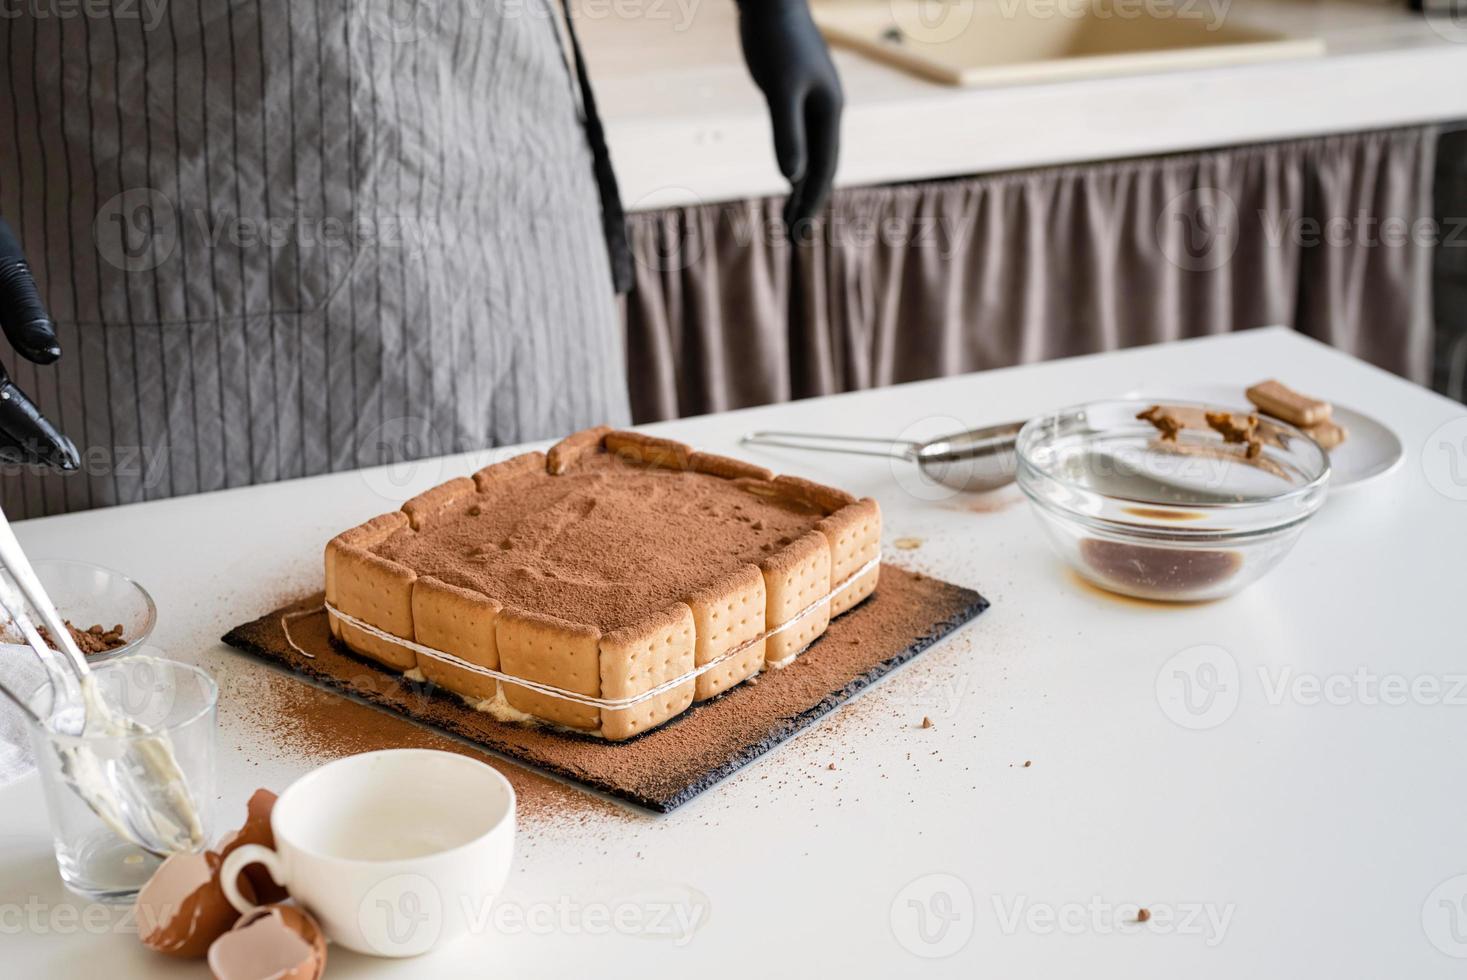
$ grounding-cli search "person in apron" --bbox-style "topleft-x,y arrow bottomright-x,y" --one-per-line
0,0 -> 841,518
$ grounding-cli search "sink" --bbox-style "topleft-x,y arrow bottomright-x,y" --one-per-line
812,0 -> 1325,87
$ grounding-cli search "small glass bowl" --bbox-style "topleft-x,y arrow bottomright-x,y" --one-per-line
3,559 -> 157,662
1016,399 -> 1331,601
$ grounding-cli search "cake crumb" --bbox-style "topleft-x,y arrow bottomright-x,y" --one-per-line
1136,405 -> 1184,441
38,621 -> 127,656
1135,908 -> 1151,923
827,763 -> 837,771
893,537 -> 924,551
1205,410 -> 1263,459
1023,760 -> 1031,768
920,716 -> 933,729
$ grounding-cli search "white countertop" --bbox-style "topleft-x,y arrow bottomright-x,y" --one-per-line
590,0 -> 1467,209
5,327 -> 1467,976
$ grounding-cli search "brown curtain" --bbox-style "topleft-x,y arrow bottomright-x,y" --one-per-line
622,125 -> 1437,423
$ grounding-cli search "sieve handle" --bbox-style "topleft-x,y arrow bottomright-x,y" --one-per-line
740,431 -> 920,460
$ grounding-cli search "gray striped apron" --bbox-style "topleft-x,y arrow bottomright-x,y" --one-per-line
0,0 -> 631,519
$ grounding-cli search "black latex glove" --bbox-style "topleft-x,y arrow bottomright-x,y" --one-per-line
735,0 -> 843,235
0,218 -> 78,471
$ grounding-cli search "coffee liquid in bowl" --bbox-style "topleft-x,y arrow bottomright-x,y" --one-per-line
1078,539 -> 1243,598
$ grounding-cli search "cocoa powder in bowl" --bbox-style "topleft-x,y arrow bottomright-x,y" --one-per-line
38,621 -> 127,656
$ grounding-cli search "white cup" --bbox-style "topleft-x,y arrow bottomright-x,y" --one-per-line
220,749 -> 515,957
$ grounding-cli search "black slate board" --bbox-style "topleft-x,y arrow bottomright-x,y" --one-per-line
222,564 -> 988,812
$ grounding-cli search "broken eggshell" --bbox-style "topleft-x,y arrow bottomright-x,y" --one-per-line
135,850 -> 256,958
208,903 -> 328,980
217,788 -> 290,904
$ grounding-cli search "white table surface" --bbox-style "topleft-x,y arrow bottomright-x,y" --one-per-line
4,326 -> 1467,977
591,0 -> 1467,209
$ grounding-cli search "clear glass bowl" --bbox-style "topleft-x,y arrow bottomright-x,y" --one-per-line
1017,399 -> 1331,601
3,559 -> 157,662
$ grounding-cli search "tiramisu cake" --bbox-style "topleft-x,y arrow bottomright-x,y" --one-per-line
324,428 -> 881,740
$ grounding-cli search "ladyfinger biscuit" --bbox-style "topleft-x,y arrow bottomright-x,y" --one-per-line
688,451 -> 773,483
815,498 -> 882,617
772,474 -> 856,514
599,604 -> 696,741
325,511 -> 409,640
401,477 -> 477,531
760,530 -> 833,665
1304,419 -> 1348,450
471,451 -> 548,491
412,576 -> 502,702
547,426 -> 611,475
1246,380 -> 1331,427
604,430 -> 692,471
496,608 -> 601,731
330,549 -> 417,671
685,564 -> 767,701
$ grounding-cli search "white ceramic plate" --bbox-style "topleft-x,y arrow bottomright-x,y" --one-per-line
1126,382 -> 1404,492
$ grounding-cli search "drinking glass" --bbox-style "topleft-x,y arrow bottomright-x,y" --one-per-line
27,656 -> 217,901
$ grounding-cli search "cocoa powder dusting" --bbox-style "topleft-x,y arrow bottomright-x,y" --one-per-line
242,666 -> 625,825
374,453 -> 825,631
951,488 -> 1025,515
222,565 -> 987,812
